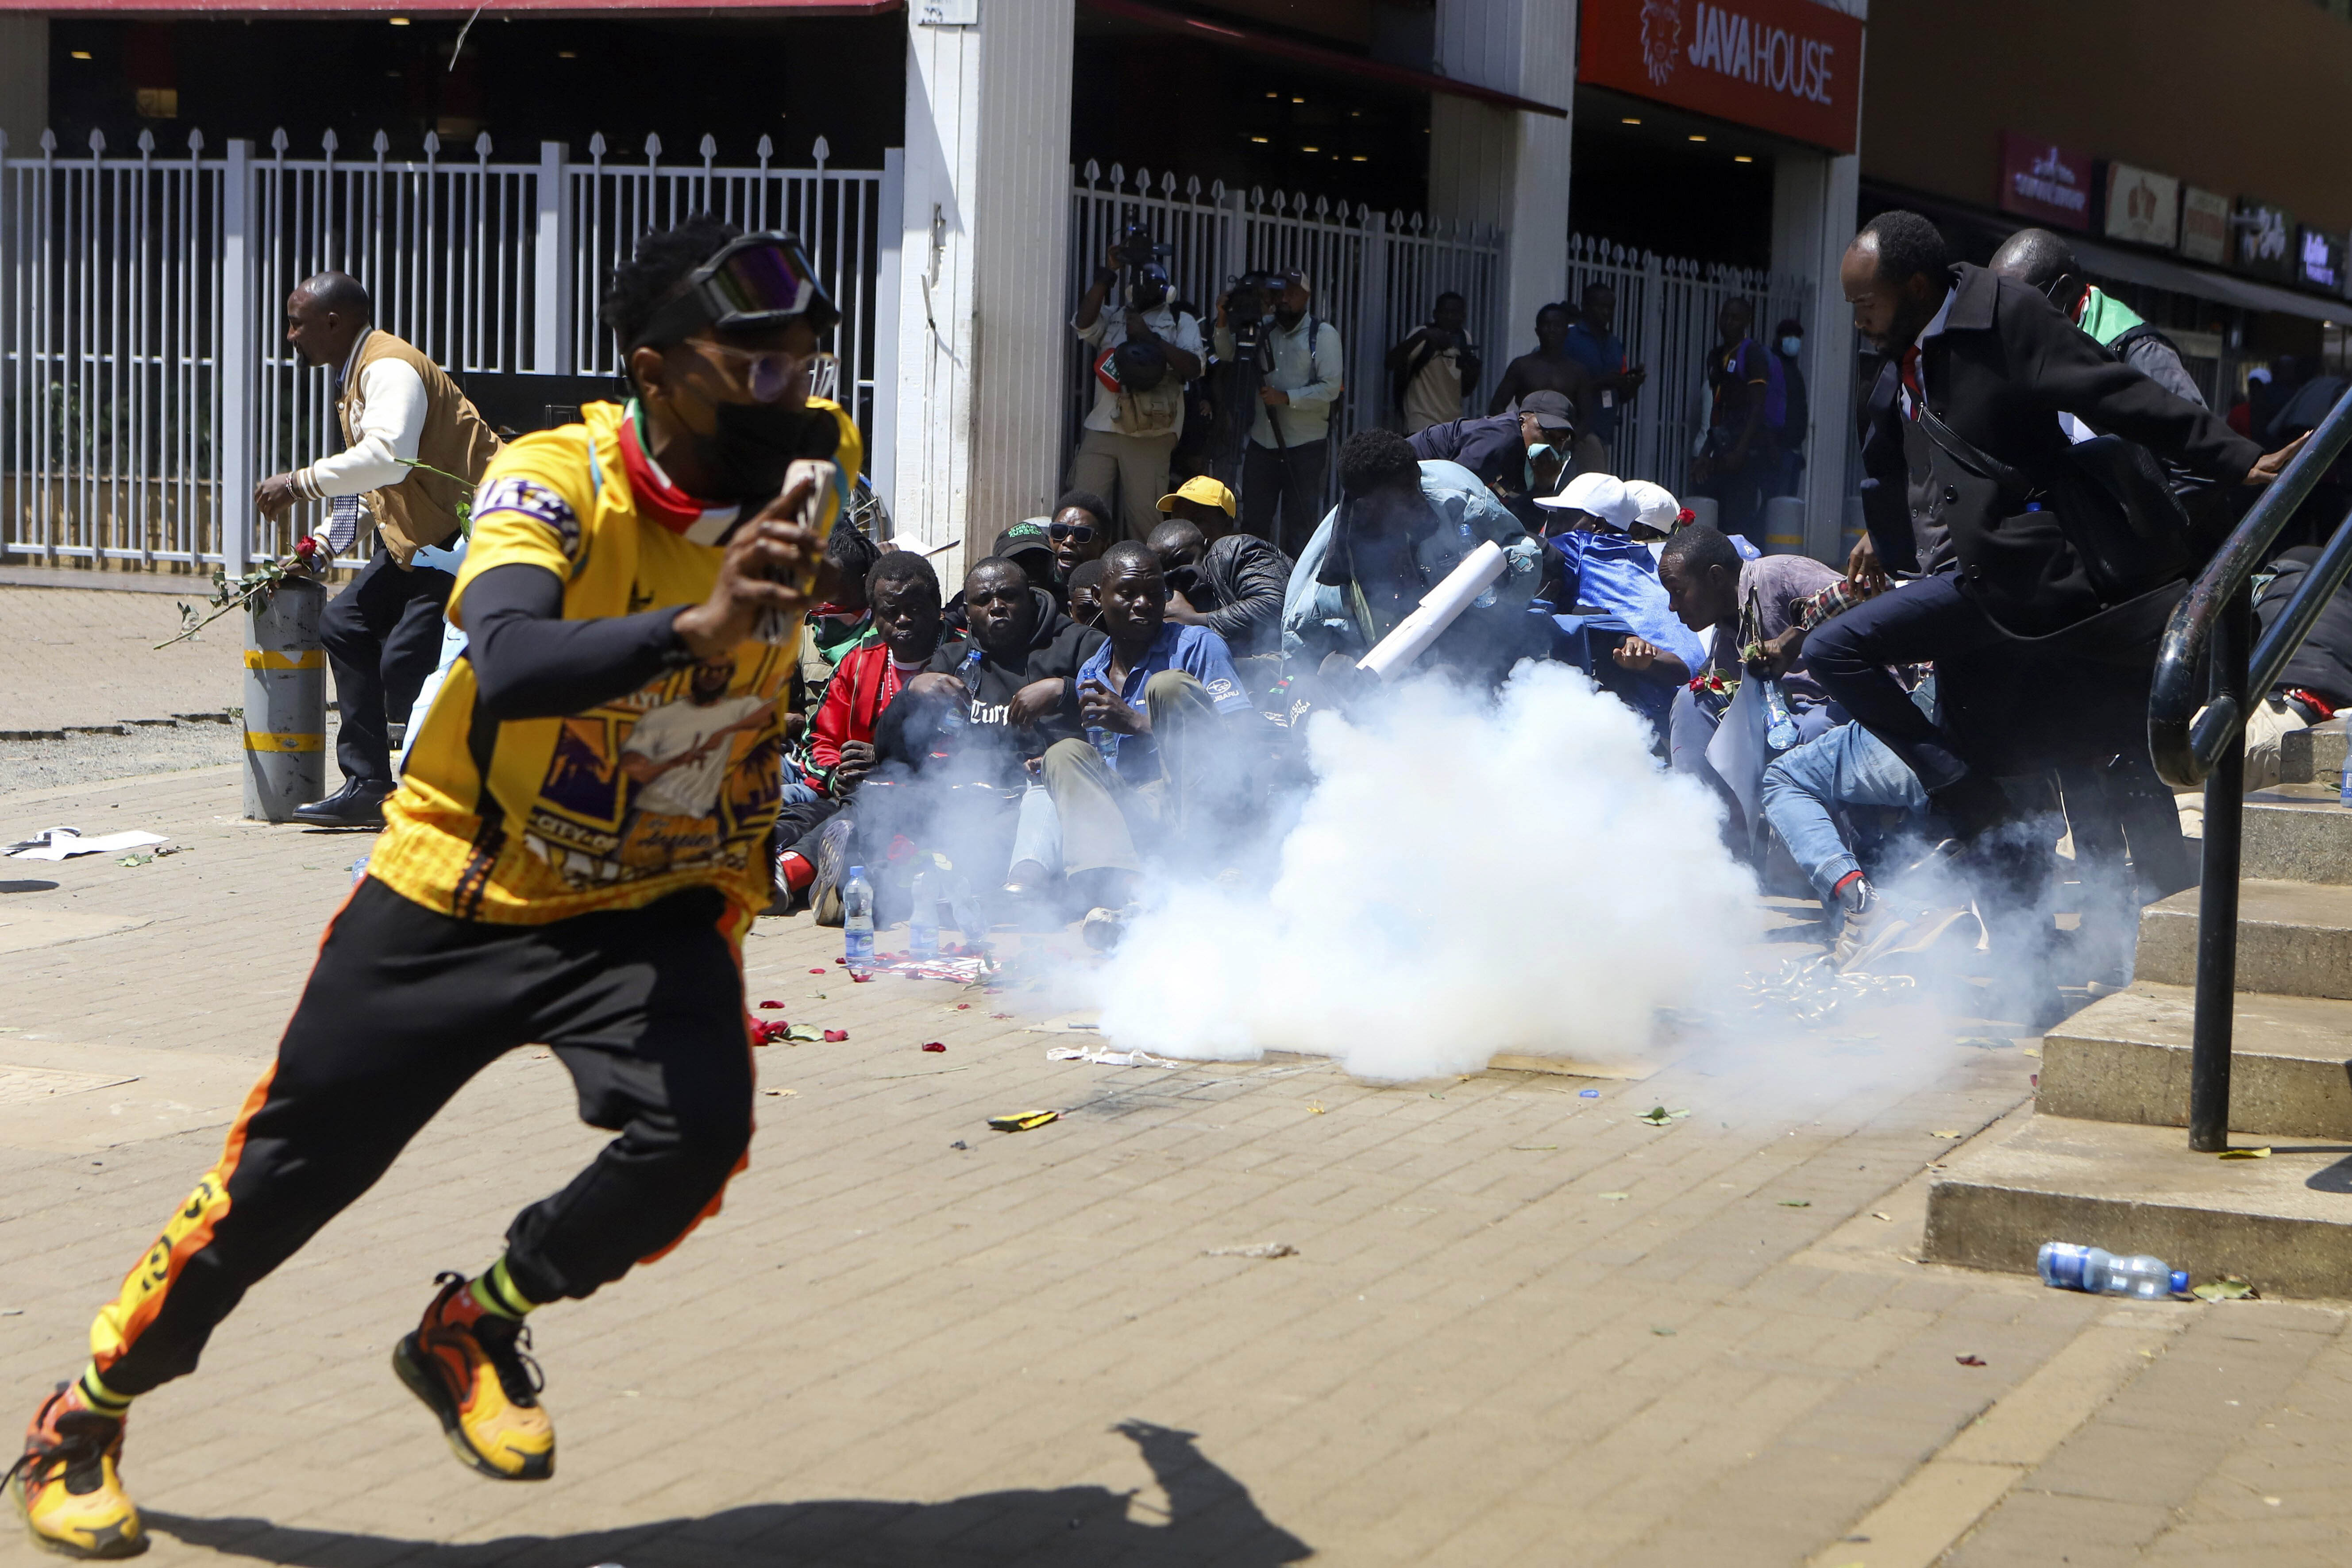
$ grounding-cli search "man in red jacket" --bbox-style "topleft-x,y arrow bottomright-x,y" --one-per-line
804,550 -> 946,797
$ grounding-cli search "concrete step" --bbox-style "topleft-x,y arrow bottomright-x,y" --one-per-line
2282,716 -> 2348,787
2135,878 -> 2352,999
2039,982 -> 2352,1139
1922,1113 -> 2352,1299
2240,785 -> 2352,883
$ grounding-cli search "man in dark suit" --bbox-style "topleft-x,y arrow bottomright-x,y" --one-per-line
1801,211 -> 2300,845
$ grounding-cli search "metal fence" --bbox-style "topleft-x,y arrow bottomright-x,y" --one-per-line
1066,161 -> 1504,509
0,126 -> 891,575
1563,233 -> 1814,501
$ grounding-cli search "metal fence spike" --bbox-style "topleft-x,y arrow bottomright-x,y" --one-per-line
38,128 -> 55,154
372,129 -> 389,155
136,129 -> 155,154
423,130 -> 440,155
813,134 -> 831,165
700,133 -> 718,159
1186,174 -> 1201,197
186,129 -> 204,153
644,131 -> 663,160
320,129 -> 337,155
757,134 -> 774,161
270,127 -> 288,154
475,131 -> 493,158
588,131 -> 608,158
88,128 -> 105,155
1108,161 -> 1125,185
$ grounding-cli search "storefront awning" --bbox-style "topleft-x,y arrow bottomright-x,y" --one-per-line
1078,0 -> 1568,119
8,0 -> 894,12
2071,236 -> 2348,327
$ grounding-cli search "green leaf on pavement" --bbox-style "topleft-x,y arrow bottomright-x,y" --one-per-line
1777,1200 -> 1811,1208
2191,1276 -> 2259,1302
1638,1106 -> 1689,1125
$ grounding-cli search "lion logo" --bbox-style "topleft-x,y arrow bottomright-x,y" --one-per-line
1640,0 -> 1683,85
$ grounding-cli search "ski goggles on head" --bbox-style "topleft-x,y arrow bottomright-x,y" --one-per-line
629,233 -> 840,352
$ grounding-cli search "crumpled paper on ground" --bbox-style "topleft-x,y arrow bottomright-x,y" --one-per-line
1046,1046 -> 1180,1069
6,827 -> 170,861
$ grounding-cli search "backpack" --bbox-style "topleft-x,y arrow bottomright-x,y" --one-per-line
1095,312 -> 1193,439
1716,339 -> 1786,433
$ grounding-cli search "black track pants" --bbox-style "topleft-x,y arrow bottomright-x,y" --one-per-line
88,878 -> 754,1397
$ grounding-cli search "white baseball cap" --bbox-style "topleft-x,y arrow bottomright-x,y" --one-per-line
1622,480 -> 1683,534
1534,471 -> 1635,530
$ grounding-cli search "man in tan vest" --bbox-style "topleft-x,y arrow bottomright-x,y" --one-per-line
256,272 -> 500,826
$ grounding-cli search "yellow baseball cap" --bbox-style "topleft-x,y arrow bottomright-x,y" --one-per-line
1156,475 -> 1237,516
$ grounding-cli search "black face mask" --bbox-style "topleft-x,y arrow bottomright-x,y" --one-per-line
694,400 -> 841,508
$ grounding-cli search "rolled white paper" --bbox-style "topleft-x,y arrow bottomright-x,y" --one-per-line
1355,539 -> 1507,680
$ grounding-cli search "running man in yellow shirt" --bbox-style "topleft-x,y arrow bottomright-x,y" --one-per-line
8,217 -> 860,1558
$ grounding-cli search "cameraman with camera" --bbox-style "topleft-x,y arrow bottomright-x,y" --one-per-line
1215,270 -> 1346,557
1072,230 -> 1204,541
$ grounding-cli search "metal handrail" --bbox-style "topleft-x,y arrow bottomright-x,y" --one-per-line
2150,387 -> 2352,788
2142,382 -> 2352,1151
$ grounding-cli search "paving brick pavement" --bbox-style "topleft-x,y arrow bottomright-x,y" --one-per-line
0,587 -> 248,733
4,763 -> 2352,1566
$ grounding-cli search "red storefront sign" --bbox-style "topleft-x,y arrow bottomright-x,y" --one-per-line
1997,132 -> 2092,231
1578,0 -> 1863,155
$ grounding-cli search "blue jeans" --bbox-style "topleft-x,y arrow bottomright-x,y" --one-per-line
1759,715 -> 1929,905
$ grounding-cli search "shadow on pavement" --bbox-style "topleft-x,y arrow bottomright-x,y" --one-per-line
147,1420 -> 1312,1568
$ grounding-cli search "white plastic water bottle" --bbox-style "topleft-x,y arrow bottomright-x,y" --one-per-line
842,865 -> 875,974
2036,1241 -> 2189,1299
909,865 -> 939,960
947,871 -> 989,951
1762,676 -> 1801,751
942,647 -> 981,736
1459,520 -> 1498,609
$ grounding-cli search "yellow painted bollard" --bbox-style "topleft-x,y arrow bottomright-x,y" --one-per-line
1761,495 -> 1806,555
243,577 -> 328,821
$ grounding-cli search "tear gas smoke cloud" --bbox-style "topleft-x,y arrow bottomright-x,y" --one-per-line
1095,662 -> 1763,1080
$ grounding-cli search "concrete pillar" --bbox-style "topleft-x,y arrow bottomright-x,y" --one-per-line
888,0 -> 1073,584
1772,0 -> 1866,565
0,16 -> 47,157
1427,0 -> 1576,377
1771,147 -> 1859,564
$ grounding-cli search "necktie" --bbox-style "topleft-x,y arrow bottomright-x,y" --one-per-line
1900,345 -> 1925,421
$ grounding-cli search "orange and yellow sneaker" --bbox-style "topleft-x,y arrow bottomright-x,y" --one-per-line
6,1383 -> 145,1559
391,1271 -> 555,1481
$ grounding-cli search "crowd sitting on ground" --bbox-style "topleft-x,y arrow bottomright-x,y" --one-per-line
763,212 -> 2343,1024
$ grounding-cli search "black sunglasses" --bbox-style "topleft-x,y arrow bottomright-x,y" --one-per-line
1048,521 -> 1096,543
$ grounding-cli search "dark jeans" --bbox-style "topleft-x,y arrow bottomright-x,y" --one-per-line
1701,450 -> 1774,543
1242,438 -> 1328,559
321,542 -> 456,785
1804,571 -> 2013,796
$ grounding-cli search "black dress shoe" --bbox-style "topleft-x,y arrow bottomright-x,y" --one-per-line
293,778 -> 393,827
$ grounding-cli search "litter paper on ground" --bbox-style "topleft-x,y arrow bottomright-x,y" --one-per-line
6,827 -> 170,861
1739,954 -> 1919,1023
1046,1046 -> 1180,1068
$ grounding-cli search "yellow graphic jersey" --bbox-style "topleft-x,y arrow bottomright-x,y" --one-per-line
369,398 -> 862,925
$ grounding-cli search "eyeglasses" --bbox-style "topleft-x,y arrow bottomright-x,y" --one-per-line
1048,521 -> 1096,543
629,233 -> 840,351
683,338 -> 818,405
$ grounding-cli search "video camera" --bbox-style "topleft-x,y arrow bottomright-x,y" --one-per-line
1221,269 -> 1292,365
1111,221 -> 1174,307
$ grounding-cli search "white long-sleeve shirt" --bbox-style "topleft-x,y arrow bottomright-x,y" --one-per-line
1214,313 -> 1345,449
293,329 -> 427,501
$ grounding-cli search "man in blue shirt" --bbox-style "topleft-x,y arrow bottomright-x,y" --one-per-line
1561,282 -> 1646,466
1049,541 -> 1254,938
